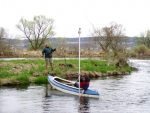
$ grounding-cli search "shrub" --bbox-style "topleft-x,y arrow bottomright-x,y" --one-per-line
133,45 -> 148,54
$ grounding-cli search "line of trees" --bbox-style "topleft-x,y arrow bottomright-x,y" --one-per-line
1,15 -> 150,59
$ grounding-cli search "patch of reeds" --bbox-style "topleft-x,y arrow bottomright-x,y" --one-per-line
16,74 -> 30,84
34,76 -> 48,84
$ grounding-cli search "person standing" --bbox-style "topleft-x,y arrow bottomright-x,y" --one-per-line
42,43 -> 56,70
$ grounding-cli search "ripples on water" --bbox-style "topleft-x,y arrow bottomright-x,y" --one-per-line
0,60 -> 150,113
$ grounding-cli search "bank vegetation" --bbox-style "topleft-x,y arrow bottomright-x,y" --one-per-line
0,59 -> 135,86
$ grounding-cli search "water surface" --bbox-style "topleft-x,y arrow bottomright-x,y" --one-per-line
0,59 -> 150,113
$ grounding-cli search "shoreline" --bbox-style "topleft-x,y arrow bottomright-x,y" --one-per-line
0,59 -> 135,86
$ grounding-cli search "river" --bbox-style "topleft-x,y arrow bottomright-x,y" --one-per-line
0,59 -> 150,113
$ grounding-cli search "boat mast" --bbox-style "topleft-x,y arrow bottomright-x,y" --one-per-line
78,28 -> 81,95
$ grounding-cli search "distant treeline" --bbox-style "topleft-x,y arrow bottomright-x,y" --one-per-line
5,37 -> 136,50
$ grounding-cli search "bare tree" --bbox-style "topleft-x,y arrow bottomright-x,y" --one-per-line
91,22 -> 130,67
0,27 -> 11,56
92,27 -> 111,53
91,22 -> 126,57
0,27 -> 6,49
0,28 -> 18,57
16,15 -> 55,50
109,22 -> 127,57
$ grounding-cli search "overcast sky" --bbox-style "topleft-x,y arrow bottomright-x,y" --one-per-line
0,0 -> 150,37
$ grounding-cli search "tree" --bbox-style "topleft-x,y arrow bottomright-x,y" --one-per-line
0,27 -> 6,55
0,27 -> 19,56
16,15 -> 55,50
0,27 -> 10,55
92,26 -> 112,53
91,22 -> 126,57
136,30 -> 150,49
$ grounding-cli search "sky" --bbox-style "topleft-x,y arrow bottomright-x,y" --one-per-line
0,0 -> 150,37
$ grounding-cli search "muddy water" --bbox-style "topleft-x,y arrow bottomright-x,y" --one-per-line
0,59 -> 150,113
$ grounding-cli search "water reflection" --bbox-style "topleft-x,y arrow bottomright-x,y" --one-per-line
79,97 -> 90,113
45,84 -> 50,97
0,84 -> 29,90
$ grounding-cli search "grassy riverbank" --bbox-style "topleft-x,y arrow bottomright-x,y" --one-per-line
0,59 -> 132,86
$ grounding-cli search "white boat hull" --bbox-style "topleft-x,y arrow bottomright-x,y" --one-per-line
48,75 -> 99,98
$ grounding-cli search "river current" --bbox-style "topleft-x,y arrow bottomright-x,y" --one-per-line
0,59 -> 150,113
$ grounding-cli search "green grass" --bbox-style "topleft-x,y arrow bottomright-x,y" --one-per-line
0,70 -> 8,78
37,65 -> 45,72
29,68 -> 34,75
16,75 -> 30,84
34,76 -> 48,84
0,59 -> 132,85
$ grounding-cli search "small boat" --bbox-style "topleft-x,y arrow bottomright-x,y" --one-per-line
48,75 -> 100,98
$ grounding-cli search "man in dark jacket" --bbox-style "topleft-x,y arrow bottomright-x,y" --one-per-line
42,43 -> 56,70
